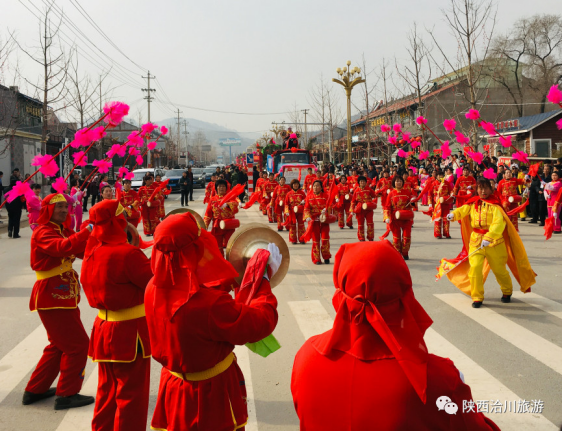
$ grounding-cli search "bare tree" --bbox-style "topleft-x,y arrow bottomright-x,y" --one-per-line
376,58 -> 396,162
308,75 -> 328,154
325,87 -> 344,163
428,0 -> 497,147
14,3 -> 71,151
0,36 -> 19,157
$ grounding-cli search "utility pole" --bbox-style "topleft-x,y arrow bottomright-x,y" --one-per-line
175,109 -> 183,167
99,75 -> 103,117
182,120 -> 189,166
142,71 -> 156,166
301,109 -> 309,148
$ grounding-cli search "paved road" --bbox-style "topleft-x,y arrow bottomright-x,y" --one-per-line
1,189 -> 561,430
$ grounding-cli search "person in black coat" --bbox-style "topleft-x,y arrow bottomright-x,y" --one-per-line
5,179 -> 24,238
186,167 -> 194,201
179,171 -> 191,207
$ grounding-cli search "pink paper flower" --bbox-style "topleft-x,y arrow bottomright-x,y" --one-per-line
454,130 -> 470,145
443,119 -> 456,132
103,101 -> 130,126
128,132 -> 144,148
465,109 -> 480,121
92,159 -> 112,174
415,116 -> 427,126
419,150 -> 430,160
483,168 -> 497,179
160,125 -> 169,135
136,155 -> 144,166
546,85 -> 562,105
397,149 -> 409,158
441,141 -> 452,158
52,177 -> 68,194
72,151 -> 88,167
90,126 -> 107,141
388,136 -> 398,145
402,132 -> 411,142
380,124 -> 391,133
71,128 -> 93,149
466,150 -> 484,164
32,154 -> 59,177
411,141 -> 421,149
556,118 -> 562,130
4,181 -> 32,203
147,141 -> 157,150
392,123 -> 402,134
125,171 -> 134,180
499,135 -> 512,148
117,167 -> 130,179
480,121 -> 497,136
513,151 -> 529,164
128,147 -> 140,156
106,144 -> 127,158
141,122 -> 158,136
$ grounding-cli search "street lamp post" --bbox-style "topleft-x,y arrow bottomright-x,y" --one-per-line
332,61 -> 365,165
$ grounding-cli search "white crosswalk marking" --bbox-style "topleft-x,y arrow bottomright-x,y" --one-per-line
512,291 -> 562,320
435,293 -> 562,375
55,365 -> 98,431
288,300 -> 333,340
234,346 -> 258,431
425,328 -> 557,430
0,324 -> 47,404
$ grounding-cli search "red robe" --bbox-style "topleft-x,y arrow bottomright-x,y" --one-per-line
304,192 -> 331,264
375,177 -> 393,220
432,180 -> 453,238
304,174 -> 315,192
389,188 -> 414,257
285,189 -> 307,243
117,189 -> 141,227
335,183 -> 353,228
453,175 -> 477,208
138,183 -> 163,235
262,179 -> 278,221
351,187 -> 377,241
272,184 -> 292,230
204,194 -> 239,253
497,178 -> 526,230
204,181 -> 215,204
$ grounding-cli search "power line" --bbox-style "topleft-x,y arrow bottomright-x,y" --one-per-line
158,100 -> 291,116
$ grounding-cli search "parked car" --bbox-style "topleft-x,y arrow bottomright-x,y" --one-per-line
191,168 -> 206,188
163,169 -> 186,192
131,168 -> 165,191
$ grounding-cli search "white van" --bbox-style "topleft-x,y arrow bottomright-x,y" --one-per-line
131,168 -> 165,191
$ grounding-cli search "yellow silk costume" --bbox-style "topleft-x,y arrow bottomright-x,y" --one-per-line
449,200 -> 535,301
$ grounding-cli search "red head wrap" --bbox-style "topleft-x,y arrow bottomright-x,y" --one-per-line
311,241 -> 433,403
36,193 -> 72,228
150,212 -> 238,319
84,200 -> 128,260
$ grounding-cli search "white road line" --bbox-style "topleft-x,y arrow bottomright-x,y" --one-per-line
0,324 -> 47,404
288,300 -> 333,340
55,364 -> 98,431
425,328 -> 557,430
512,291 -> 562,320
435,293 -> 562,376
234,346 -> 258,431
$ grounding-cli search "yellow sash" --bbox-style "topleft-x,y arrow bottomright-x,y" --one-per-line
168,352 -> 235,382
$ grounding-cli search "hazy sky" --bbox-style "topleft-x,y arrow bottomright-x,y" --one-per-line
3,0 -> 560,139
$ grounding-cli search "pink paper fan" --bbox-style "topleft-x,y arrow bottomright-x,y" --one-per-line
483,168 -> 496,180
499,135 -> 512,148
72,151 -> 88,167
546,85 -> 562,105
32,154 -> 59,177
147,141 -> 157,151
103,101 -> 130,126
415,116 -> 427,126
4,181 -> 32,203
52,177 -> 68,194
392,123 -> 402,134
513,151 -> 529,164
92,159 -> 112,174
454,130 -> 470,145
465,109 -> 480,121
160,125 -> 169,135
419,150 -> 430,160
443,119 -> 456,132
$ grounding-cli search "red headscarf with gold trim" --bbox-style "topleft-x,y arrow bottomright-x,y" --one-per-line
36,193 -> 72,229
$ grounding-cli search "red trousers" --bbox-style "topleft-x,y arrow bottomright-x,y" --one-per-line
26,308 -> 89,396
356,210 -> 374,241
288,214 -> 305,243
275,210 -> 285,230
92,355 -> 151,431
128,217 -> 140,228
311,221 -> 331,264
337,201 -> 353,228
503,201 -> 519,231
262,198 -> 271,216
211,226 -> 235,256
434,205 -> 451,238
390,220 -> 413,257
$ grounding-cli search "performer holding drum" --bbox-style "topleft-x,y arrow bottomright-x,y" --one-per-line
271,176 -> 292,231
497,168 -> 526,232
351,176 -> 377,242
388,176 -> 415,260
304,180 -> 332,265
203,179 -> 240,256
285,179 -> 307,244
335,175 -> 353,229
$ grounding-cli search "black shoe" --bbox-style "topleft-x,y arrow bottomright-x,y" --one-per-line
22,388 -> 56,405
539,223 -> 545,226
472,301 -> 483,309
54,394 -> 95,410
340,227 -> 344,229
436,236 -> 442,239
554,231 -> 562,234
8,230 -> 12,238
314,261 -> 322,265
501,294 -> 512,303
403,255 -> 409,260
521,217 -> 526,221
445,236 -> 452,239
13,235 -> 21,239
324,259 -> 330,264
291,242 -> 297,245
528,220 -> 537,224
349,226 -> 353,229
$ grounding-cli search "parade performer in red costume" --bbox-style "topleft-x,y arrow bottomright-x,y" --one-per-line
432,172 -> 453,239
323,172 -> 337,190
406,168 -> 419,211
303,167 -> 315,192
388,176 -> 415,260
417,169 -> 438,206
203,174 -> 216,204
335,175 -> 353,229
375,170 -> 393,221
81,199 -> 153,431
145,212 -> 281,431
23,193 -> 95,410
117,179 -> 141,227
204,179 -> 240,256
271,176 -> 291,231
155,174 -> 167,220
443,178 -> 536,308
453,166 -> 477,209
262,173 -> 278,222
255,172 -> 267,214
138,174 -> 163,236
351,176 -> 377,241
291,240 -> 500,431
285,179 -> 306,244
348,168 -> 359,190
304,180 -> 332,265
497,169 -> 526,232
